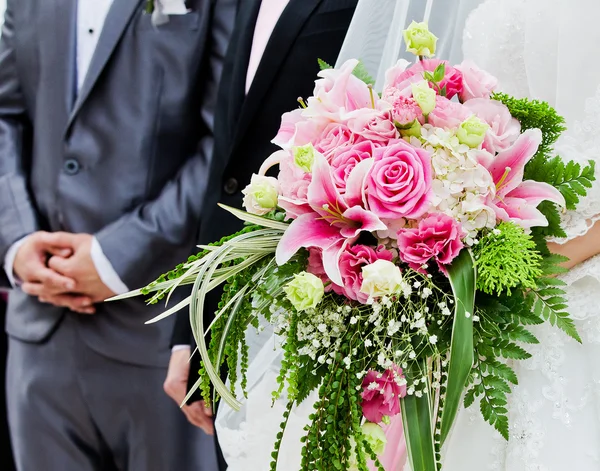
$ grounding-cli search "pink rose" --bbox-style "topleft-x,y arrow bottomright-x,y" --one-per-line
385,60 -> 463,100
389,96 -> 424,126
455,60 -> 498,102
333,244 -> 393,303
307,59 -> 373,120
348,109 -> 398,144
397,213 -> 465,272
329,140 -> 376,192
361,365 -> 407,424
368,140 -> 433,219
314,123 -> 357,159
463,98 -> 521,153
428,96 -> 473,130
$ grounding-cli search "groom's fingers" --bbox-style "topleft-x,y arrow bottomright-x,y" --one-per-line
185,403 -> 215,435
46,247 -> 73,258
23,285 -> 96,314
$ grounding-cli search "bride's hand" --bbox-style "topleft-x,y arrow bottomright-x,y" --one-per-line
547,219 -> 600,269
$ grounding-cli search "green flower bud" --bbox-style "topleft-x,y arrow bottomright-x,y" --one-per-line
411,81 -> 437,116
403,21 -> 438,58
457,115 -> 489,148
284,272 -> 324,312
292,144 -> 317,173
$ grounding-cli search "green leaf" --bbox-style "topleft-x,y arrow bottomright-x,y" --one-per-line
463,388 -> 476,408
352,61 -> 376,86
401,377 -> 437,471
432,63 -> 446,83
484,359 -> 519,385
492,340 -> 531,360
440,249 -> 476,444
219,204 -> 290,231
423,71 -> 436,83
318,58 -> 333,70
502,325 -> 539,345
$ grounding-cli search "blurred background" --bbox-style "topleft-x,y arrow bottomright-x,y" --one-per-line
0,0 -> 16,467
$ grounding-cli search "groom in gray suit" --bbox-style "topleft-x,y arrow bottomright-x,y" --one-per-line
0,0 -> 234,469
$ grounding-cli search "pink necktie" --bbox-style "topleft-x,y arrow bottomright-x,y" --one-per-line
245,0 -> 291,93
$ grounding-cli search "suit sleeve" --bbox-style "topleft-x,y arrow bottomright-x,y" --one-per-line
94,0 -> 236,291
0,0 -> 39,289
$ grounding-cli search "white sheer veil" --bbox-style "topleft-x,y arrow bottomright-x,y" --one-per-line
335,0 -> 485,89
217,1 -> 600,467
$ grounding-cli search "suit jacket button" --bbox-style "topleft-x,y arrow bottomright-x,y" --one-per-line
63,159 -> 80,175
223,177 -> 238,195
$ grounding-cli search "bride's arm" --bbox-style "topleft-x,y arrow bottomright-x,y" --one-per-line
547,219 -> 600,270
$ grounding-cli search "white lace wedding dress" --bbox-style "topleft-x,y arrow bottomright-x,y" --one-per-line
215,1 -> 600,469
444,0 -> 600,470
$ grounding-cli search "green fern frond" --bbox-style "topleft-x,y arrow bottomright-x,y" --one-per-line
352,61 -> 376,86
473,222 -> 543,296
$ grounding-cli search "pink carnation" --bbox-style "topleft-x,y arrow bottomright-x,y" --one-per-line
333,245 -> 393,303
428,96 -> 473,130
329,140 -> 376,192
455,60 -> 498,102
390,96 -> 424,126
368,139 -> 433,219
361,365 -> 407,424
397,213 -> 465,273
464,98 -> 521,153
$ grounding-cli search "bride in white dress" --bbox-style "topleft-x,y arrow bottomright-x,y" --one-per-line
444,0 -> 600,469
215,1 -> 600,469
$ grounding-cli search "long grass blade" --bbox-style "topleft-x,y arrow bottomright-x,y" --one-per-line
440,249 -> 477,444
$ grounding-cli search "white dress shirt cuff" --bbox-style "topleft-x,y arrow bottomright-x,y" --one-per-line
91,237 -> 129,295
172,345 -> 191,353
3,237 -> 28,288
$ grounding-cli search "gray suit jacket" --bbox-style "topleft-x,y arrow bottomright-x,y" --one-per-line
0,0 -> 235,366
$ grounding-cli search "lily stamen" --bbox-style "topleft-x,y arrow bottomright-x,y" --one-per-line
495,166 -> 512,192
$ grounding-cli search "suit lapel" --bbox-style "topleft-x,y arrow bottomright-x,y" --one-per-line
39,0 -> 78,127
232,0 -> 324,149
219,0 -> 262,145
67,0 -> 143,128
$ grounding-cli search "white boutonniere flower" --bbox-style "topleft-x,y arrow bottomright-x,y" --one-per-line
148,0 -> 189,26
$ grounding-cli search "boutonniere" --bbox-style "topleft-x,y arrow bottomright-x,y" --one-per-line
145,0 -> 189,25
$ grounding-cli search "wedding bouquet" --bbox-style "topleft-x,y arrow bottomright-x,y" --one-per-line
127,23 -> 595,471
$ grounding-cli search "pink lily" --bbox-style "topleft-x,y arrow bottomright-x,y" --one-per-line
276,153 -> 386,285
484,129 -> 565,228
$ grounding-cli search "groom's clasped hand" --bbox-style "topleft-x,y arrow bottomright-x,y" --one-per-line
12,232 -> 115,314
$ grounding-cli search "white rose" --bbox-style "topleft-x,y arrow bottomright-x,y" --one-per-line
242,174 -> 280,215
360,259 -> 403,299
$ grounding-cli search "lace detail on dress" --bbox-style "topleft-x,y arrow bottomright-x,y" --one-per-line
551,84 -> 600,242
443,2 -> 600,470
